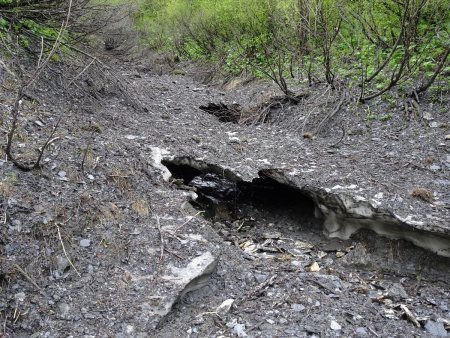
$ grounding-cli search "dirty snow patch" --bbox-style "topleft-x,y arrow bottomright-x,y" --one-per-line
150,147 -> 172,181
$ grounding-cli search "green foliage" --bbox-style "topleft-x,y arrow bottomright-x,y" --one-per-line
19,34 -> 29,48
379,113 -> 393,121
0,17 -> 7,39
135,0 -> 450,97
20,18 -> 60,39
0,17 -> 7,29
0,1 -> 77,61
136,0 -> 269,56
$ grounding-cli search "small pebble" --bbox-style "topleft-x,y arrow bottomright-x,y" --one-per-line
80,239 -> 91,247
58,302 -> 70,316
84,313 -> 96,319
56,255 -> 70,271
387,282 -> 408,300
15,292 -> 26,302
355,327 -> 368,337
430,165 -> 441,171
216,299 -> 234,316
430,122 -> 439,128
330,320 -> 342,330
291,304 -> 306,312
232,323 -> 248,337
255,274 -> 268,283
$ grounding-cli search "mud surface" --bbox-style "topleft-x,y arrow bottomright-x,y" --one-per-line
1,53 -> 449,337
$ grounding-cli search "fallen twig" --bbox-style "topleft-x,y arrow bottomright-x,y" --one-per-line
67,57 -> 96,87
55,224 -> 81,277
309,278 -> 337,295
13,263 -> 41,291
314,90 -> 346,136
329,123 -> 346,148
33,116 -> 62,169
81,131 -> 95,175
237,274 -> 278,305
156,216 -> 164,261
3,314 -> 6,336
247,320 -> 266,332
236,220 -> 246,232
175,211 -> 204,233
1,205 -> 7,225
164,248 -> 184,260
368,326 -> 380,337
399,304 -> 420,327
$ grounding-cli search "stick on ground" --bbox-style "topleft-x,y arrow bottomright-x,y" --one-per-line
156,216 -> 165,261
56,224 -> 81,277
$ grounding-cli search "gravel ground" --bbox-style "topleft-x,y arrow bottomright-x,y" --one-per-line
1,53 -> 449,337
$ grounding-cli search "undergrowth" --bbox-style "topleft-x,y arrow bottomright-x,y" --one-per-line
134,0 -> 450,100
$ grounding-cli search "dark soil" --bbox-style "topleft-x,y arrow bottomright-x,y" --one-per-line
1,52 -> 449,338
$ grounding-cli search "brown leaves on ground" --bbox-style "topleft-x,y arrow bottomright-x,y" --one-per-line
131,198 -> 150,216
411,187 -> 433,202
109,169 -> 132,195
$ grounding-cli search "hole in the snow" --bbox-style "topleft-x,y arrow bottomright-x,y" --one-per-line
239,175 -> 317,221
161,160 -> 203,184
162,157 -> 450,281
199,102 -> 241,124
164,157 -> 322,235
199,93 -> 308,125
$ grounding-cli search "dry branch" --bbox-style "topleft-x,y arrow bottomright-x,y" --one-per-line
12,263 -> 42,291
4,0 -> 72,170
359,0 -> 431,102
33,116 -> 62,169
314,90 -> 346,136
329,123 -> 346,148
156,216 -> 165,261
410,46 -> 450,99
56,223 -> 81,277
364,2 -> 409,83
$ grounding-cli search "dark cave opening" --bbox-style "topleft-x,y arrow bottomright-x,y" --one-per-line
238,176 -> 316,219
163,158 -> 319,230
161,160 -> 203,184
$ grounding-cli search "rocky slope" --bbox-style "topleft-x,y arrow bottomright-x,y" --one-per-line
1,54 -> 449,337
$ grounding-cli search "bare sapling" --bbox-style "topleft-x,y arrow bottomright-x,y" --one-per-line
4,0 -> 72,171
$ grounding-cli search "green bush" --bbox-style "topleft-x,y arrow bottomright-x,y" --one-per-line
136,0 -> 449,89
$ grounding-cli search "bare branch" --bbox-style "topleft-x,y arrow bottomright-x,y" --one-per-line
410,46 -> 450,98
33,115 -> 62,169
365,1 -> 409,83
4,0 -> 72,170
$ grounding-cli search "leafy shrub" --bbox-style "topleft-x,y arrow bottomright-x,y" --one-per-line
135,0 -> 449,98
